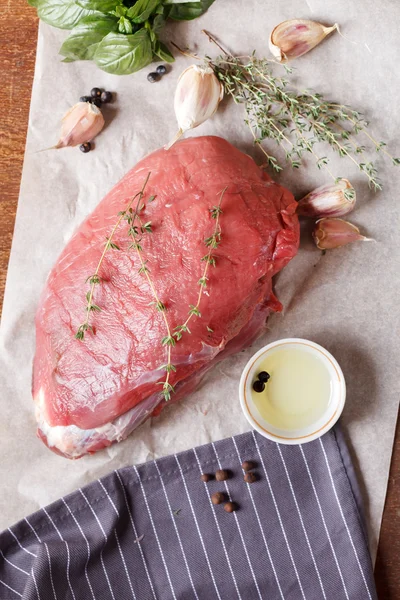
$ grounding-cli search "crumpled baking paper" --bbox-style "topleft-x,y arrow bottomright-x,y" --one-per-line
1,0 -> 399,562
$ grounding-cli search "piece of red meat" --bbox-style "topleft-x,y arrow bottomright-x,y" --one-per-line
33,136 -> 299,458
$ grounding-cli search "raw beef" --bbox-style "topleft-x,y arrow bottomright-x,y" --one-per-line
33,136 -> 299,458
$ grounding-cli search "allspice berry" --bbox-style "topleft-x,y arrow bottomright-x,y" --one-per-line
211,492 -> 225,505
241,461 -> 256,472
244,472 -> 257,484
215,469 -> 229,481
201,473 -> 213,483
224,501 -> 238,513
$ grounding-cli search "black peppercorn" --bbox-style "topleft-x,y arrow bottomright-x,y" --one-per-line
147,72 -> 160,83
258,371 -> 271,383
241,461 -> 256,472
79,142 -> 91,153
100,91 -> 113,103
253,380 -> 265,393
91,98 -> 102,108
215,469 -> 229,481
79,96 -> 92,103
91,87 -> 102,98
211,492 -> 225,505
244,472 -> 257,484
156,65 -> 167,75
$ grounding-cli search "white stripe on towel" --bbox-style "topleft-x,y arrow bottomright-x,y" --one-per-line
134,466 -> 177,600
300,445 -> 350,600
277,443 -> 327,599
114,470 -> 157,600
193,447 -> 242,600
212,442 -> 263,600
231,437 -> 285,600
154,460 -> 200,600
175,454 -> 222,600
252,431 -> 306,600
319,438 -> 372,600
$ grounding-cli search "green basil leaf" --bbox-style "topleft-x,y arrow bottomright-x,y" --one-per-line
27,0 -> 40,7
146,22 -> 157,43
167,0 -> 215,21
59,14 -> 118,60
36,0 -> 100,30
94,29 -> 153,74
152,12 -> 166,34
79,12 -> 117,25
127,0 -> 161,23
111,5 -> 126,16
153,40 -> 174,63
76,0 -> 120,10
118,16 -> 133,33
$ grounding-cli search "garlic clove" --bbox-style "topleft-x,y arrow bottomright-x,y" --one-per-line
297,179 -> 356,218
313,218 -> 371,250
269,19 -> 338,62
166,64 -> 224,149
56,102 -> 105,149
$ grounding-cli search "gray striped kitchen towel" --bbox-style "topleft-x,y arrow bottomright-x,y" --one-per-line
0,428 -> 377,600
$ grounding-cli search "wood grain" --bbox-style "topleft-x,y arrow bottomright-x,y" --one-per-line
0,0 -> 38,317
375,418 -> 400,598
0,2 -> 399,596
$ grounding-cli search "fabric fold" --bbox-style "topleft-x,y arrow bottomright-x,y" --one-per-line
0,428 -> 377,599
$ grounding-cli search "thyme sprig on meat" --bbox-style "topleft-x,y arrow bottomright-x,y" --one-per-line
76,177 -> 226,403
173,186 -> 226,343
75,172 -> 151,340
133,186 -> 226,401
174,32 -> 399,189
144,186 -> 226,402
128,211 -> 176,402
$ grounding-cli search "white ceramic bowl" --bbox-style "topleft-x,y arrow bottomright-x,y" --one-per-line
239,338 -> 346,444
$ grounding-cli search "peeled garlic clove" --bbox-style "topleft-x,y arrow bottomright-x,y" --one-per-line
56,102 -> 105,149
269,19 -> 338,62
297,179 -> 356,218
313,218 -> 371,250
166,64 -> 224,149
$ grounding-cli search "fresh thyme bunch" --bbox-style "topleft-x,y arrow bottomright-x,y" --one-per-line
174,32 -> 399,190
215,54 -> 399,190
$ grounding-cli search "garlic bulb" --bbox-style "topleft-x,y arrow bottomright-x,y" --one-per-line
166,64 -> 224,149
297,179 -> 356,218
269,19 -> 338,62
313,218 -> 371,250
55,102 -> 105,149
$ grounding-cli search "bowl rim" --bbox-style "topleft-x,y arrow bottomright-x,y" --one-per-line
239,337 -> 346,445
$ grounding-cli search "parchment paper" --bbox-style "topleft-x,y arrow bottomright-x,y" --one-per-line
1,0 -> 399,562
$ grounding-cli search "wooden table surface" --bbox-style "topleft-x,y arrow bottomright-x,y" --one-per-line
0,1 -> 399,596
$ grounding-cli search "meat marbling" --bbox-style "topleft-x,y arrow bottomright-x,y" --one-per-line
33,136 -> 299,458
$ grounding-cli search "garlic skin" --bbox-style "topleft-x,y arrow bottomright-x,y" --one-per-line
166,64 -> 224,149
297,179 -> 356,218
269,19 -> 338,62
313,218 -> 371,250
56,102 -> 105,149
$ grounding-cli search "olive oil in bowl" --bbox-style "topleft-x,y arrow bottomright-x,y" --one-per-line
239,339 -> 346,445
251,346 -> 333,431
